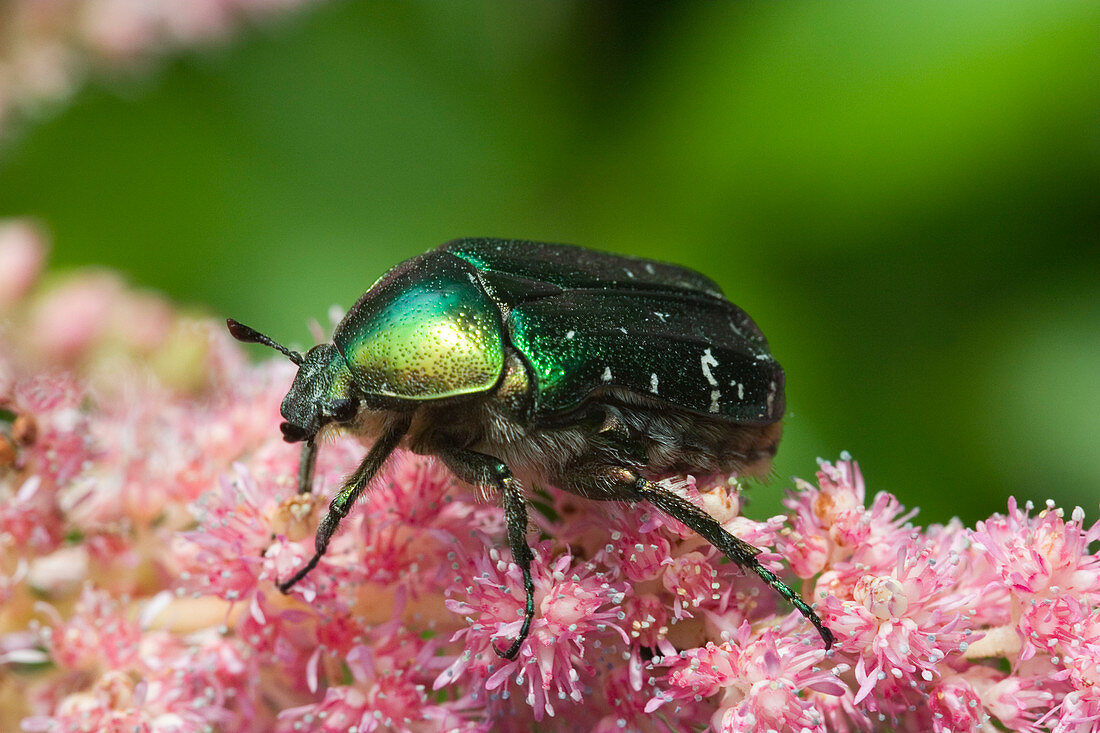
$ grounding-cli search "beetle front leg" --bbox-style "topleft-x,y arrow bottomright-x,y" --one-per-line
279,418 -> 408,593
436,449 -> 534,661
297,440 -> 318,494
267,440 -> 321,555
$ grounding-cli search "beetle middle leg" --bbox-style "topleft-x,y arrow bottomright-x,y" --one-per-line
567,464 -> 834,649
278,417 -> 409,593
435,449 -> 534,661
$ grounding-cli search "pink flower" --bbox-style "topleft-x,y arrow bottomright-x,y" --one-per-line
661,550 -> 719,617
927,673 -> 989,732
278,622 -> 480,733
828,538 -> 980,706
783,454 -> 917,579
27,587 -> 260,732
971,498 -> 1100,661
600,521 -> 672,583
435,542 -> 629,720
0,476 -> 64,556
21,678 -> 217,733
356,451 -> 501,591
10,372 -> 97,494
1043,637 -> 1100,732
5,241 -> 1100,731
177,466 -> 287,604
591,666 -> 690,733
646,624 -> 843,732
38,586 -> 142,672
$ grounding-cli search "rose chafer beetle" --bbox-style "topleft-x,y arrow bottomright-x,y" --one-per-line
228,238 -> 834,657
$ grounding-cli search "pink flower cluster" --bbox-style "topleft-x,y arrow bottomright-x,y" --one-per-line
1,222 -> 1097,731
0,0 -> 324,136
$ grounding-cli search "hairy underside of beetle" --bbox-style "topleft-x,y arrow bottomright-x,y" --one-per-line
405,384 -> 781,503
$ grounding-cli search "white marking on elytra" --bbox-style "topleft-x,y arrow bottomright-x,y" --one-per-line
755,353 -> 771,361
653,311 -> 669,323
709,389 -> 721,413
619,326 -> 628,335
645,263 -> 656,275
602,367 -> 612,382
729,379 -> 745,400
700,348 -> 719,386
766,380 -> 777,413
624,268 -> 635,278
566,330 -> 575,340
650,373 -> 659,394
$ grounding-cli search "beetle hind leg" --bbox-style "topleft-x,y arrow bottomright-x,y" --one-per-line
564,464 -> 834,650
435,449 -> 534,661
637,477 -> 834,649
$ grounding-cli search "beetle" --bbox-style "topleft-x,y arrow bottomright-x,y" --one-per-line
227,238 -> 834,657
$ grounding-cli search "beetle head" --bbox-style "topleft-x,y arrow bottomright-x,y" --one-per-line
279,343 -> 360,442
226,320 -> 360,443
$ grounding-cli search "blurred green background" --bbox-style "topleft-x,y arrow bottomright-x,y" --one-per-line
1,1 -> 1097,525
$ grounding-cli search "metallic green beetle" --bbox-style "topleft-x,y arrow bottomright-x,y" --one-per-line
228,238 -> 834,657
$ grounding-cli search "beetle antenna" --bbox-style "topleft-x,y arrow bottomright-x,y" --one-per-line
226,319 -> 305,365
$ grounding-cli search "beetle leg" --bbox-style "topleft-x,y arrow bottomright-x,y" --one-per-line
594,467 -> 834,650
297,440 -> 318,494
278,417 -> 409,593
266,440 -> 321,553
435,450 -> 534,661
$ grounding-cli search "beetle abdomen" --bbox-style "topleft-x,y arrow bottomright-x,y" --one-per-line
593,392 -> 782,479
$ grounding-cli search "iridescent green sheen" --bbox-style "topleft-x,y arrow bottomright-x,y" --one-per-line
336,253 -> 504,400
321,347 -> 357,402
507,309 -> 577,401
508,290 -> 780,421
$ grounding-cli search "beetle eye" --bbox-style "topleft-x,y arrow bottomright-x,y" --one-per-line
327,399 -> 358,423
280,422 -> 309,443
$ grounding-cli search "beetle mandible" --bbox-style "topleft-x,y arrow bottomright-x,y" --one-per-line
227,238 -> 834,657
